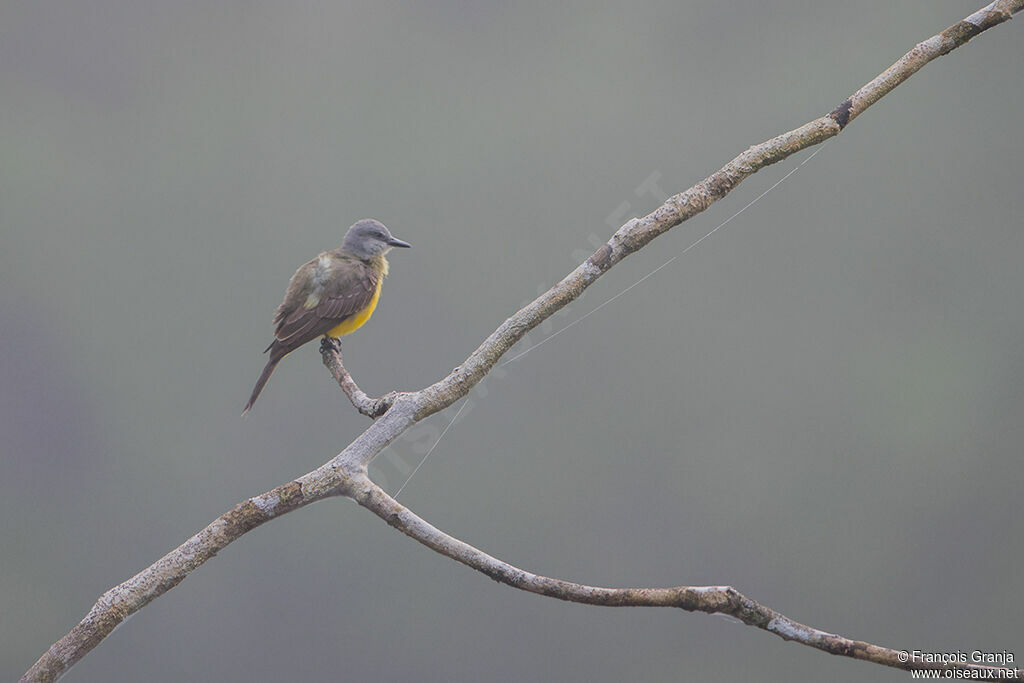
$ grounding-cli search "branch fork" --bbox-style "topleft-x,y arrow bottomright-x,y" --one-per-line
23,3 -> 1024,680
319,337 -> 398,418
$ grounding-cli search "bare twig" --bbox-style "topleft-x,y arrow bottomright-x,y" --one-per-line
319,337 -> 397,418
349,474 -> 1017,677
23,2 -> 1023,681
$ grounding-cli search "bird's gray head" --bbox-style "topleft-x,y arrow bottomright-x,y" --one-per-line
342,219 -> 412,260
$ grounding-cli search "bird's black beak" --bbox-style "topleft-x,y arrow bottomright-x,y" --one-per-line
388,237 -> 412,248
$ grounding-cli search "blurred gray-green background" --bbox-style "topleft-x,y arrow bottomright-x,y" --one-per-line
3,2 -> 1021,681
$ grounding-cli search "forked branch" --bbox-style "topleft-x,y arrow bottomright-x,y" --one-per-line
320,337 -> 397,418
23,2 -> 1023,681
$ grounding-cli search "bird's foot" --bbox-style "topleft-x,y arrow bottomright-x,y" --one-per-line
320,336 -> 342,354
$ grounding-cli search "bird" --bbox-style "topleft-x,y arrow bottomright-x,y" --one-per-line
242,219 -> 411,416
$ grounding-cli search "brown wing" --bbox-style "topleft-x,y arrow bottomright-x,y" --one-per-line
269,255 -> 379,354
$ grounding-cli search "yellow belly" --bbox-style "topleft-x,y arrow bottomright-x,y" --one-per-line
326,281 -> 381,338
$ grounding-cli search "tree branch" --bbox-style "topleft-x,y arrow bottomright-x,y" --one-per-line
319,337 -> 397,418
23,2 -> 1023,681
348,474 -> 1016,677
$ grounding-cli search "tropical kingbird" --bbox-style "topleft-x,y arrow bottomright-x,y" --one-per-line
242,219 -> 411,415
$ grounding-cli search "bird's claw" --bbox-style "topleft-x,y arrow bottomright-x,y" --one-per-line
320,336 -> 342,354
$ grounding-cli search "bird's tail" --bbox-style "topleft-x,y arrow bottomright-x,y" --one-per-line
242,345 -> 287,416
